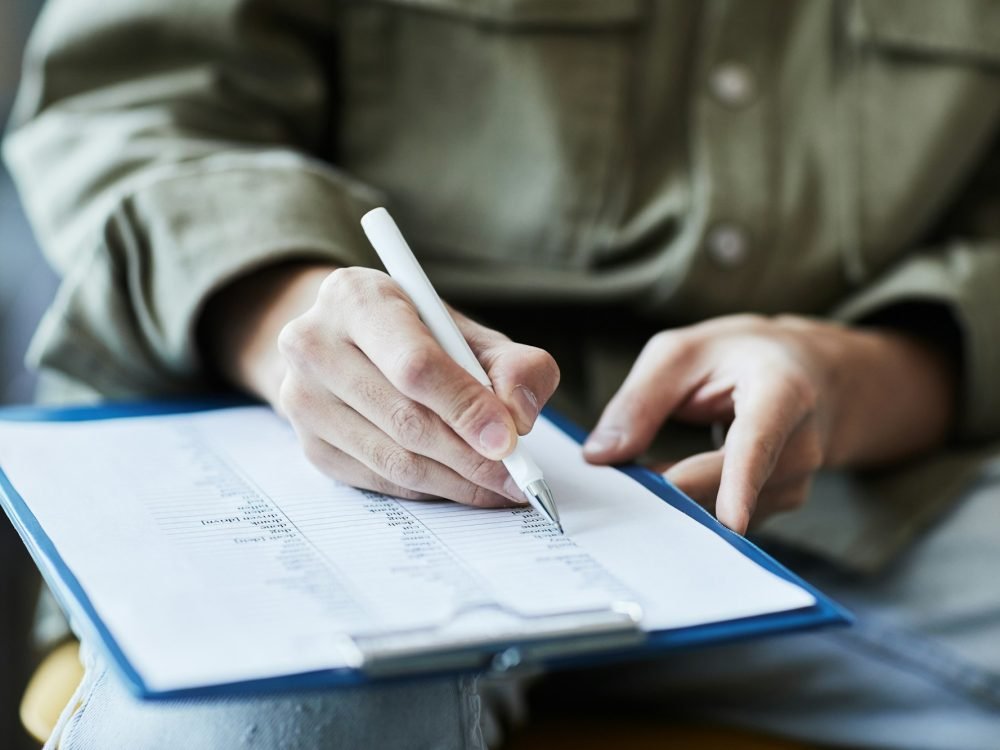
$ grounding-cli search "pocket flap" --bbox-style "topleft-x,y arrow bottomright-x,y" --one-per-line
854,0 -> 1000,65
365,0 -> 643,27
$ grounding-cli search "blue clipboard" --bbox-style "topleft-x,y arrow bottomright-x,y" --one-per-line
0,398 -> 851,699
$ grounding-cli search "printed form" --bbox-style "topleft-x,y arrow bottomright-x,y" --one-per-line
0,407 -> 814,692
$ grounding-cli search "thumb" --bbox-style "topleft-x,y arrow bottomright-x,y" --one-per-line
456,314 -> 561,435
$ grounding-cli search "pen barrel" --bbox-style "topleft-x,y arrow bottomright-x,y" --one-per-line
361,208 -> 491,387
502,442 -> 543,492
362,207 -> 553,516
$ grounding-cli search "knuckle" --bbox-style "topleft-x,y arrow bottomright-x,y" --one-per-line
710,313 -> 771,335
463,453 -> 503,487
321,267 -> 395,309
773,313 -> 804,329
647,329 -> 677,353
526,347 -> 561,391
447,383 -> 500,435
311,268 -> 338,300
647,329 -> 698,362
734,312 -> 769,329
463,323 -> 508,359
278,316 -> 327,370
388,399 -> 429,448
278,377 -> 310,420
393,346 -> 438,393
755,433 -> 783,469
783,370 -> 819,414
488,345 -> 560,406
302,439 -> 341,478
277,319 -> 315,367
319,266 -> 361,299
466,482 -> 503,508
374,443 -> 426,488
370,473 -> 425,501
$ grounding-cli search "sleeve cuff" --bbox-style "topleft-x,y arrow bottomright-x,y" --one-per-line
29,151 -> 383,396
833,241 -> 1000,442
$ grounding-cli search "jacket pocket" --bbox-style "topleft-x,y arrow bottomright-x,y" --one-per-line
844,0 -> 1000,275
359,0 -> 642,27
334,0 -> 645,271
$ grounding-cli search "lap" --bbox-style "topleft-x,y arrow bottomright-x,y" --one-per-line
537,460 -> 1000,749
59,664 -> 489,750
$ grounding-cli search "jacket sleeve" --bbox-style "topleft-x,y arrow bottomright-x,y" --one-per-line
834,242 -> 1000,441
833,137 -> 1000,443
2,0 -> 381,397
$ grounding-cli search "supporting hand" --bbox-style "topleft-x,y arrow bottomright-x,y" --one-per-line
583,315 -> 956,533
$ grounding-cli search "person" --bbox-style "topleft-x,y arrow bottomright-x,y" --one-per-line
4,0 -> 1000,747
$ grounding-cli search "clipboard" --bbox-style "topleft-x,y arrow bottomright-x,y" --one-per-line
0,398 -> 851,699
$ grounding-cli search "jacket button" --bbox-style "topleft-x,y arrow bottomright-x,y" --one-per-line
709,62 -> 755,107
706,224 -> 749,267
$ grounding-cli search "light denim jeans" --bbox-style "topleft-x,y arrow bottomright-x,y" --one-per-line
54,463 -> 1000,750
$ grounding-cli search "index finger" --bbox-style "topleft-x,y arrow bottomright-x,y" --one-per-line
347,288 -> 520,462
715,369 -> 816,534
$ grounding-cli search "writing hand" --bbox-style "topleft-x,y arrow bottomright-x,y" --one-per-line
202,264 -> 560,506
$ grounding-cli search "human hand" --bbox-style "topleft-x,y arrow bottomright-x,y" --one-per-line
582,315 -> 956,533
257,266 -> 560,506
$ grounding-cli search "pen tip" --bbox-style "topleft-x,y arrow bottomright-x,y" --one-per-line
525,479 -> 562,534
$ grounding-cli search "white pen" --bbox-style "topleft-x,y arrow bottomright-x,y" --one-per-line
361,207 -> 563,533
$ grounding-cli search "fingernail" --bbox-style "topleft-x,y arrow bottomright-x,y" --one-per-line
504,476 -> 528,503
583,427 -> 623,455
512,385 -> 539,427
480,421 -> 514,457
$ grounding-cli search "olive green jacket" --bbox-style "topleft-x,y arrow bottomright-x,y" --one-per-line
5,0 -> 1000,572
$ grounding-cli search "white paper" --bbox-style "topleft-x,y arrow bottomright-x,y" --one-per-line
0,407 -> 813,691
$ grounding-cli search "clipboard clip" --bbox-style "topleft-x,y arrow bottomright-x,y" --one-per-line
348,600 -> 645,679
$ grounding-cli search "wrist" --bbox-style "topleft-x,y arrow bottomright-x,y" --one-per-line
199,262 -> 336,404
824,324 -> 958,468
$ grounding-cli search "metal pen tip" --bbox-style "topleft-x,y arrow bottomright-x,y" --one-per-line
525,479 -> 562,534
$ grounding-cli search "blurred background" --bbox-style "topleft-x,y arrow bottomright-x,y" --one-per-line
2,1 -> 58,747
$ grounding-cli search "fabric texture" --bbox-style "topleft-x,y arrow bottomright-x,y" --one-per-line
4,1 -> 1000,571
